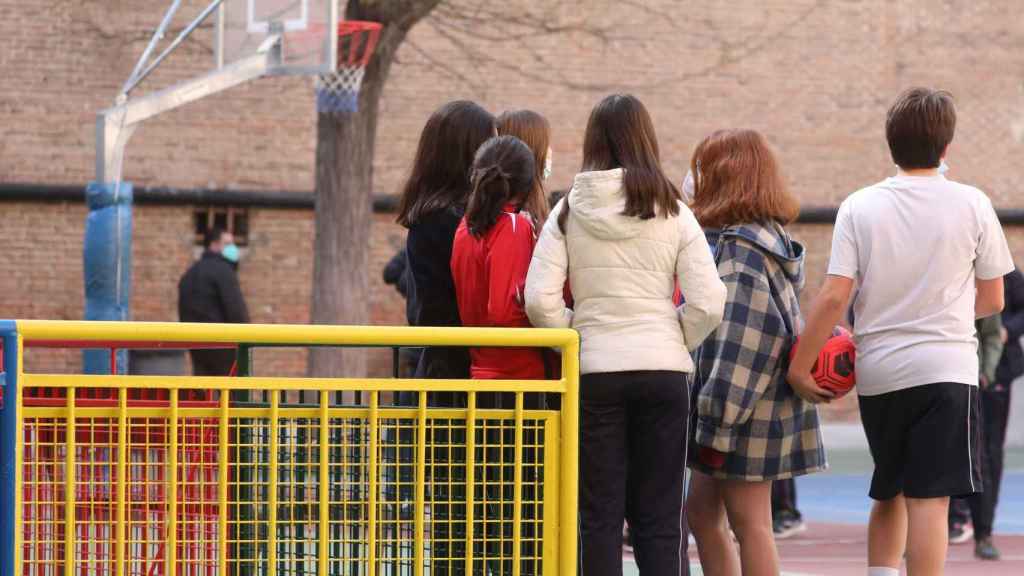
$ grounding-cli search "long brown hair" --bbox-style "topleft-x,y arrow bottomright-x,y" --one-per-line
464,136 -> 535,237
497,110 -> 551,225
396,100 -> 496,227
689,129 -> 799,229
559,94 -> 680,232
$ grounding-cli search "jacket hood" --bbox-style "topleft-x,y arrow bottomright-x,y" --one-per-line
567,168 -> 642,240
710,221 -> 805,288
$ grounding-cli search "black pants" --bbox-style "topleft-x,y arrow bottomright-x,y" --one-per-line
190,348 -> 236,376
580,370 -> 688,576
949,382 -> 1013,539
771,478 -> 801,520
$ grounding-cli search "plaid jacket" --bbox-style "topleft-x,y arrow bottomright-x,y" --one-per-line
691,222 -> 826,481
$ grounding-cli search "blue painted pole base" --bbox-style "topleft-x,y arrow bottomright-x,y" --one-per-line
83,182 -> 133,374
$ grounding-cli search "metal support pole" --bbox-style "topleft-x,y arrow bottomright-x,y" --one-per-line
96,39 -> 278,183
121,0 -> 186,97
0,322 -> 21,576
124,0 -> 229,95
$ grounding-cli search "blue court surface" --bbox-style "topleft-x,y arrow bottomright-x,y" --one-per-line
795,445 -> 1024,534
796,470 -> 1024,534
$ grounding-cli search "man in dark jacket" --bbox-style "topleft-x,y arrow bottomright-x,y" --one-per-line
178,227 -> 249,375
979,268 -> 1024,558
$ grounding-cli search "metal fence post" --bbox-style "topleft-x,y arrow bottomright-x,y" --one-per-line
234,344 -> 256,576
0,321 -> 20,576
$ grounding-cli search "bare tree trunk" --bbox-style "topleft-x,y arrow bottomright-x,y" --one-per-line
308,24 -> 407,378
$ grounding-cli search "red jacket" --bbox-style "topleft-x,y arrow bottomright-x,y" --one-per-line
451,206 -> 546,380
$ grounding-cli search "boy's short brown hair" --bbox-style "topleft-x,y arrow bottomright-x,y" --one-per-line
886,88 -> 956,170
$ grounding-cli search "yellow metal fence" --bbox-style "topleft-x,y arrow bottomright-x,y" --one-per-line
0,321 -> 579,576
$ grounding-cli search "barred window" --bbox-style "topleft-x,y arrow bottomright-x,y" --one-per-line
193,207 -> 249,246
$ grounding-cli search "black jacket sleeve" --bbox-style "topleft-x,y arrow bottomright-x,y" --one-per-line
1002,269 -> 1024,341
216,265 -> 250,324
383,249 -> 409,299
383,250 -> 405,285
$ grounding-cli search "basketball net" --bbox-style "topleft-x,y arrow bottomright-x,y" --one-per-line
315,21 -> 382,114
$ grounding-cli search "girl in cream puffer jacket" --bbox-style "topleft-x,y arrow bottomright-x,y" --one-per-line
525,167 -> 726,373
524,94 -> 725,576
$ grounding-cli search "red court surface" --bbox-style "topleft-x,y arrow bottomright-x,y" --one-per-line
625,522 -> 1024,575
774,522 -> 1024,575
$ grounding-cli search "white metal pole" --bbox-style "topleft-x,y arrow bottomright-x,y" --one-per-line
121,0 -> 185,97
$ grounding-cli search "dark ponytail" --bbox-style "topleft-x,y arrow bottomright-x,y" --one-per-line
465,136 -> 535,237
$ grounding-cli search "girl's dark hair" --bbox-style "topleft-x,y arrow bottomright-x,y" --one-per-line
497,110 -> 551,225
559,94 -> 680,232
465,136 -> 536,237
397,100 -> 496,227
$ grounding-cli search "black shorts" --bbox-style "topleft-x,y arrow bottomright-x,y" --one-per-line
859,382 -> 982,501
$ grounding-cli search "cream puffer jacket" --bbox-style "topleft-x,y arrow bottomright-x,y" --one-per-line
525,168 -> 726,375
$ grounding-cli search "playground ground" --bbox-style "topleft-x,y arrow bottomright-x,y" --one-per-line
625,442 -> 1024,575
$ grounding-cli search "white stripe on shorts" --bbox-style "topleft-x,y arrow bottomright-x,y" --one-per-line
967,386 -> 975,493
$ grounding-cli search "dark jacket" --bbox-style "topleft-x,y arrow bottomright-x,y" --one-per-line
692,222 -> 825,481
383,246 -> 424,377
996,268 -> 1024,384
178,251 -> 249,375
405,206 -> 471,380
178,251 -> 250,324
383,249 -> 412,300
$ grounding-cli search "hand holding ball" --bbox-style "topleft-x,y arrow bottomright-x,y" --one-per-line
789,326 -> 856,398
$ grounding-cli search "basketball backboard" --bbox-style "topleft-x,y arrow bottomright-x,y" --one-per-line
216,0 -> 337,75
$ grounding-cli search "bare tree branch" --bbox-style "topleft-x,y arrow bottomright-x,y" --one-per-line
424,17 -> 622,93
432,1 -> 612,43
617,0 -> 681,27
648,0 -> 824,88
401,38 -> 487,92
68,1 -> 215,56
410,0 -> 826,93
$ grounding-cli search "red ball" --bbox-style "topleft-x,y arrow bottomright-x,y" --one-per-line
790,327 -> 857,398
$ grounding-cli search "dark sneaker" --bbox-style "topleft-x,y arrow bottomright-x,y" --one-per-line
975,537 -> 1001,561
949,523 -> 974,545
773,512 -> 807,540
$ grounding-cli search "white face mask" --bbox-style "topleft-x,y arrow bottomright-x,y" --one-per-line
543,148 -> 553,181
682,169 -> 695,204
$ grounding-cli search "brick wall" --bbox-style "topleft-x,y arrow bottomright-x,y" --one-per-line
3,1 -> 1022,197
2,1 -> 1023,398
0,202 -> 407,377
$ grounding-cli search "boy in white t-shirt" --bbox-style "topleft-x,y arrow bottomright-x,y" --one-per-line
788,88 -> 1014,576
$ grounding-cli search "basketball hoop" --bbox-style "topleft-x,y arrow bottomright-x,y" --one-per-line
315,21 -> 382,114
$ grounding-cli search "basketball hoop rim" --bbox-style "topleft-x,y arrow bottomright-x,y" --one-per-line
337,20 -> 383,35
296,20 -> 383,41
288,19 -> 383,71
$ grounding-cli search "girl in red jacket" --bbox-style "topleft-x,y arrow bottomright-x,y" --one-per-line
451,135 -> 546,380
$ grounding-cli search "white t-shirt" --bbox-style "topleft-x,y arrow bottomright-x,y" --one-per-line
828,174 -> 1014,396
